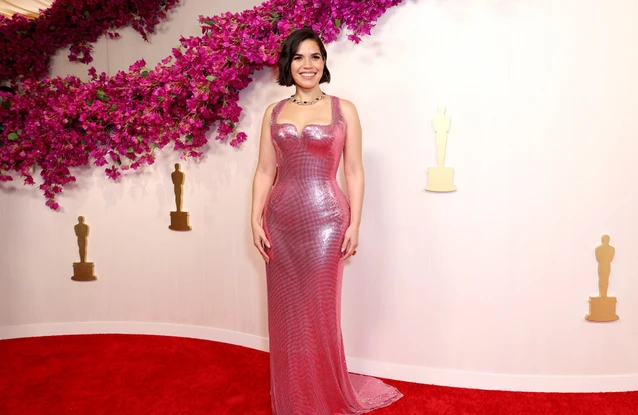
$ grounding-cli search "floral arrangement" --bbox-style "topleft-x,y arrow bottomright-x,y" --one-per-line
0,0 -> 181,84
0,0 -> 403,210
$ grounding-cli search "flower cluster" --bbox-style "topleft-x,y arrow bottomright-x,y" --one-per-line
0,0 -> 180,84
0,0 -> 404,210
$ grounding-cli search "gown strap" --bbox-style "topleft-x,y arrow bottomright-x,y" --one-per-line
270,98 -> 288,126
330,95 -> 345,124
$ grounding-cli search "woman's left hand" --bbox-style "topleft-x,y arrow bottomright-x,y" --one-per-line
341,225 -> 359,261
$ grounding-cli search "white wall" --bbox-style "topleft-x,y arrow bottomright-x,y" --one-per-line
2,0 -> 638,393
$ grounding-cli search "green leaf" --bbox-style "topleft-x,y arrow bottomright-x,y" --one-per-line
8,132 -> 18,141
80,140 -> 86,145
206,75 -> 216,82
136,136 -> 144,143
96,90 -> 106,100
151,143 -> 159,149
84,10 -> 89,18
335,19 -> 341,28
17,129 -> 22,135
127,147 -> 134,153
141,70 -> 149,78
49,25 -> 55,31
204,19 -> 214,25
111,104 -> 117,110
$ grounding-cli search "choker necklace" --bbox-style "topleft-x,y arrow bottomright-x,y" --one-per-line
290,92 -> 326,105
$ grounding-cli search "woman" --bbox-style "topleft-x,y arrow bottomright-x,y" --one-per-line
251,27 -> 403,414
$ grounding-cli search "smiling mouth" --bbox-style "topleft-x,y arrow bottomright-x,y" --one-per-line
299,72 -> 316,79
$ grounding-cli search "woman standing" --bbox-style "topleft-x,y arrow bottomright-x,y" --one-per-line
251,27 -> 403,414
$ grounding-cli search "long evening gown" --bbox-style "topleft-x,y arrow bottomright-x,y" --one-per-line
262,96 -> 403,414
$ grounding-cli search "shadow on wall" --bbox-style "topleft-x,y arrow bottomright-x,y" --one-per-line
339,151 -> 395,357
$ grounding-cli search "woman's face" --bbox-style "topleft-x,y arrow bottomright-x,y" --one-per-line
290,39 -> 325,89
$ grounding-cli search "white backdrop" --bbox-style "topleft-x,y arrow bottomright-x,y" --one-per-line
2,0 -> 638,393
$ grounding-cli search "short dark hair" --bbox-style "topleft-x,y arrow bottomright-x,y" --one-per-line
277,27 -> 331,87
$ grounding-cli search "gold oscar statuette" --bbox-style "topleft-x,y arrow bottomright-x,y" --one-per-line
585,235 -> 619,322
425,105 -> 457,192
169,163 -> 192,231
71,216 -> 97,281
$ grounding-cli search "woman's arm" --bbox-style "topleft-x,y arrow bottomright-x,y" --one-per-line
340,99 -> 364,260
251,103 -> 278,263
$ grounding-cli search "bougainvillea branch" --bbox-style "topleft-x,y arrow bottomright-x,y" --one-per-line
0,0 -> 404,210
0,0 -> 181,84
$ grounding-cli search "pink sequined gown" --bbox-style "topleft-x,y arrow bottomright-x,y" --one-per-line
262,96 -> 403,414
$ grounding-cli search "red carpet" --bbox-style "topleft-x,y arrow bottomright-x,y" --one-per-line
1,334 -> 636,414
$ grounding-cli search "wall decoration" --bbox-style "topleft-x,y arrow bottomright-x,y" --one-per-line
0,0 -> 405,210
71,216 -> 97,281
0,0 -> 180,84
169,163 -> 191,231
585,235 -> 618,322
425,105 -> 456,192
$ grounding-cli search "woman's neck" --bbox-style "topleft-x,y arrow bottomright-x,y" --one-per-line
293,86 -> 324,102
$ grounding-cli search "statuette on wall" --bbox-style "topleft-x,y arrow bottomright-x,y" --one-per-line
72,216 -> 97,281
585,235 -> 619,322
169,163 -> 192,231
425,105 -> 457,192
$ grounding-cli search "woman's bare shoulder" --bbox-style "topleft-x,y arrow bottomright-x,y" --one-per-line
337,97 -> 359,118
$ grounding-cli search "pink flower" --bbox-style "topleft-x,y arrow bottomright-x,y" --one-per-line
1,0 -> 405,209
0,0 -> 181,83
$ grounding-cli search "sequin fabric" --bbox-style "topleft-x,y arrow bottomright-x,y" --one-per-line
262,96 -> 403,415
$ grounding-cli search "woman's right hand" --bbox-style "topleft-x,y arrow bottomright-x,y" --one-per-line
252,223 -> 271,264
